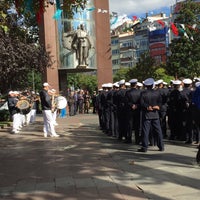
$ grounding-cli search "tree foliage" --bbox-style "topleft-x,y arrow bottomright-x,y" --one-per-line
167,0 -> 200,79
67,73 -> 97,93
127,52 -> 158,82
113,68 -> 129,83
0,1 -> 53,93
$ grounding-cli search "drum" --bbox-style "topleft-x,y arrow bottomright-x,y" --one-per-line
55,96 -> 67,109
16,99 -> 31,114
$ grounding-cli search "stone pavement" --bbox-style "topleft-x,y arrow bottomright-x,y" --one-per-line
0,113 -> 199,200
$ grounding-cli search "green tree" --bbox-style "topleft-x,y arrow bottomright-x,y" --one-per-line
67,73 -> 97,94
0,2 -> 53,93
113,68 -> 129,82
167,0 -> 200,79
127,52 -> 158,82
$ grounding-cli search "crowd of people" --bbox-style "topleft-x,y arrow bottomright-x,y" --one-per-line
5,77 -> 200,149
66,89 -> 97,116
95,78 -> 200,152
6,82 -> 97,137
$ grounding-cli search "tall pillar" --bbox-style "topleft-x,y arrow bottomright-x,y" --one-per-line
94,0 -> 113,88
39,5 -> 59,92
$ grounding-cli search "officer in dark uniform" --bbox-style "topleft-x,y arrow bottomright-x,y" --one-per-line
100,84 -> 108,132
156,79 -> 169,139
96,89 -> 103,129
181,79 -> 193,143
116,79 -> 128,141
138,78 -> 164,152
105,83 -> 114,135
125,79 -> 141,144
167,80 -> 183,140
112,82 -> 120,138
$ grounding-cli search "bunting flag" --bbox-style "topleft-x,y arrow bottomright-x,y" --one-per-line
53,0 -> 63,20
132,16 -> 137,21
86,7 -> 95,11
178,24 -> 189,38
36,0 -> 45,23
170,23 -> 179,36
110,15 -> 118,25
157,19 -> 165,28
97,8 -> 108,13
148,23 -> 157,32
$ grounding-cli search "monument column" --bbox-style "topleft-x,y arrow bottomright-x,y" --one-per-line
39,5 -> 59,92
94,0 -> 113,88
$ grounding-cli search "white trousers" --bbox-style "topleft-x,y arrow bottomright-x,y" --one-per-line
30,109 -> 36,123
12,113 -> 21,132
42,110 -> 56,136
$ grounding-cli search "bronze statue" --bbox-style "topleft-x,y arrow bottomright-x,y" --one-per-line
71,24 -> 92,67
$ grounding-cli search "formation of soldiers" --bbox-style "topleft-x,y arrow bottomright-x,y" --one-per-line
96,77 -> 200,152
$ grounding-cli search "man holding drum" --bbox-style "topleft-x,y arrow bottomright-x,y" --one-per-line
39,82 -> 59,138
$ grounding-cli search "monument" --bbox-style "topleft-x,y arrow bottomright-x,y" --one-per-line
40,0 -> 112,91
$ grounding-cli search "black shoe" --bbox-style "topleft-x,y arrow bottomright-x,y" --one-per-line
124,139 -> 132,144
159,148 -> 165,152
185,140 -> 192,144
137,148 -> 147,152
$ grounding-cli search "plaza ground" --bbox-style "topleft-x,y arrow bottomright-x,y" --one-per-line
0,113 -> 199,200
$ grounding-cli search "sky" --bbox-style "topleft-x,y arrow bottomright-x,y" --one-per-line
109,0 -> 177,18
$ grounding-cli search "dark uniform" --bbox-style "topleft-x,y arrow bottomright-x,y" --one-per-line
138,78 -> 164,152
105,85 -> 114,135
125,79 -> 141,144
156,82 -> 169,138
167,81 -> 183,140
116,80 -> 128,140
181,81 -> 193,143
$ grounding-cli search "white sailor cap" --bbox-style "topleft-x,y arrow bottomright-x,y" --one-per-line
195,81 -> 200,87
13,91 -> 19,94
129,79 -> 138,84
51,89 -> 56,92
143,78 -> 154,86
8,91 -> 14,95
98,88 -> 103,91
156,79 -> 163,85
119,79 -> 125,85
163,82 -> 168,85
193,77 -> 200,82
137,82 -> 143,87
102,84 -> 107,88
173,80 -> 182,85
107,83 -> 113,88
113,82 -> 119,88
182,78 -> 192,85
43,82 -> 50,87
125,82 -> 131,87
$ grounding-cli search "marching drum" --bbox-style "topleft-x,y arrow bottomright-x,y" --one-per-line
16,99 -> 31,114
55,96 -> 67,109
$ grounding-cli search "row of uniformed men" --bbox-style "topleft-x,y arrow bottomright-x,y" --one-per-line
96,77 -> 200,152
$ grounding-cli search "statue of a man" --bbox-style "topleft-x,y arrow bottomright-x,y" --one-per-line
71,24 -> 92,67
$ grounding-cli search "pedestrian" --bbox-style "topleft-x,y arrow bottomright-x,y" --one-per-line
39,82 -> 59,138
116,79 -> 128,141
138,78 -> 164,152
91,91 -> 97,114
156,79 -> 169,139
181,79 -> 193,143
125,79 -> 141,144
7,91 -> 20,134
167,80 -> 183,140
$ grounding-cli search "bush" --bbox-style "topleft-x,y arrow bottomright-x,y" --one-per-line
0,110 -> 10,121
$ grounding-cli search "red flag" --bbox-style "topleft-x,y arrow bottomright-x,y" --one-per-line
171,23 -> 179,36
132,16 -> 137,21
157,20 -> 165,28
